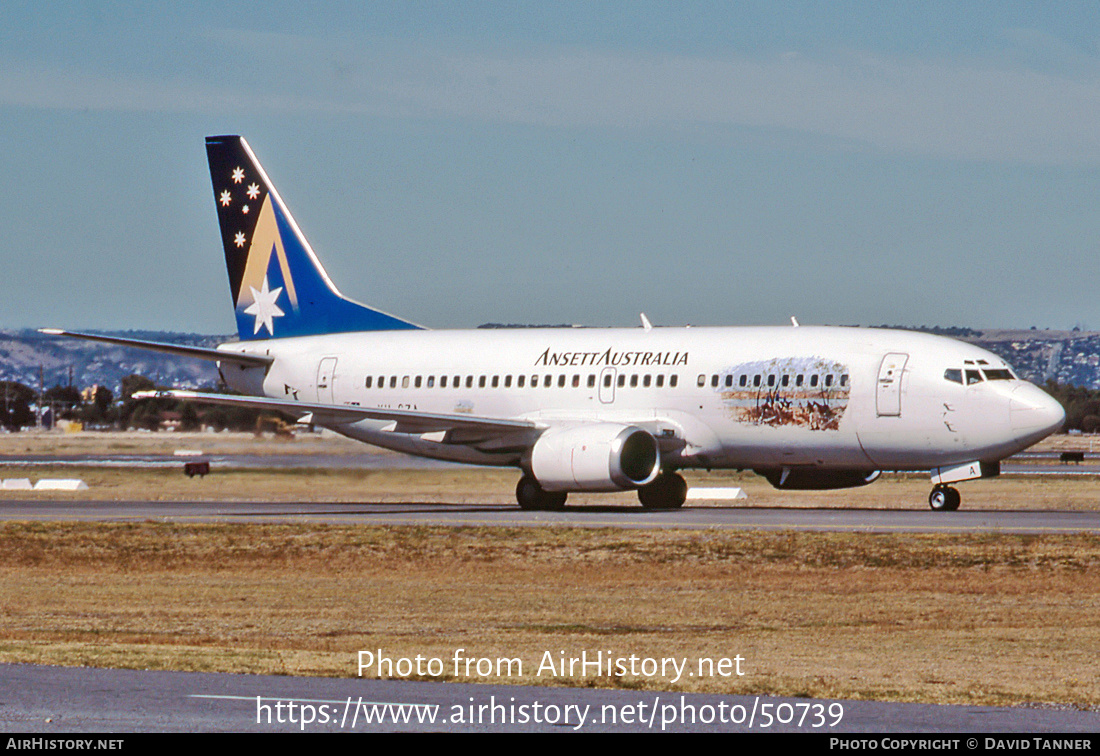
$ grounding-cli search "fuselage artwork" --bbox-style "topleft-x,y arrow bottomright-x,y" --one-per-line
43,136 -> 1065,511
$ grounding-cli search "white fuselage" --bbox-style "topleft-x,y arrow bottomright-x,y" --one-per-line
218,325 -> 1064,475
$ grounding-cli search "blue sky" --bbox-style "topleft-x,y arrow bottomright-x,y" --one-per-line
3,1 -> 1100,333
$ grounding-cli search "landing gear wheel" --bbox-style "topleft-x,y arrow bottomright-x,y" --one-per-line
929,485 -> 961,512
516,476 -> 567,511
638,472 -> 688,510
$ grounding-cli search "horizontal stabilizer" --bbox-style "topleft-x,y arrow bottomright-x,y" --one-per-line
38,329 -> 272,367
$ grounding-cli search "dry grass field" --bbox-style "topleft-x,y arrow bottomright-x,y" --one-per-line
0,523 -> 1097,707
0,431 -> 1097,708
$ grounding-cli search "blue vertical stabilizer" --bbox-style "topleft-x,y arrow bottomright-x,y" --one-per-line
206,135 -> 422,340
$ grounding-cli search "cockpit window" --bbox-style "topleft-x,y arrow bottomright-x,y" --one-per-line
944,369 -> 963,384
982,369 -> 1014,381
965,369 -> 983,385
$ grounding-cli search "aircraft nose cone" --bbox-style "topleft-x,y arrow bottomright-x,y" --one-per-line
1010,384 -> 1065,439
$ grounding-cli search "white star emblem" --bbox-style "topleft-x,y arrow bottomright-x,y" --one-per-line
219,190 -> 232,207
246,183 -> 260,200
232,167 -> 245,183
243,276 -> 285,335
242,205 -> 250,214
234,232 -> 246,247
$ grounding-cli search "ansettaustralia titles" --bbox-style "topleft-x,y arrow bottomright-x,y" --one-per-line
535,348 -> 689,368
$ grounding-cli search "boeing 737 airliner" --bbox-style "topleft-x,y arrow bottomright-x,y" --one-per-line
43,136 -> 1065,511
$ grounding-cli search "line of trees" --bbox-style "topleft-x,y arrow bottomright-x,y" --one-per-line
1042,382 -> 1100,434
0,375 -> 295,433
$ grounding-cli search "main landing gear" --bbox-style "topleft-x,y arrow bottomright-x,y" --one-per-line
638,472 -> 688,510
928,484 -> 961,512
515,472 -> 689,511
516,475 -> 567,511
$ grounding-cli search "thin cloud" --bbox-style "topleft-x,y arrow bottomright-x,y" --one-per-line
4,32 -> 1100,165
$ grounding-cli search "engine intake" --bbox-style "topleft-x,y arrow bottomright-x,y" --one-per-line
530,424 -> 660,492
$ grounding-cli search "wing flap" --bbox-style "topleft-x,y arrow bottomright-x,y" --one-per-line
134,390 -> 539,441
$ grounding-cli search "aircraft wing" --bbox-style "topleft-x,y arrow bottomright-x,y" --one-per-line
39,329 -> 272,368
133,390 -> 540,443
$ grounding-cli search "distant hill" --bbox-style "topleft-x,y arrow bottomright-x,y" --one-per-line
0,330 -> 226,393
5,326 -> 1100,393
870,325 -> 1100,388
964,329 -> 1100,389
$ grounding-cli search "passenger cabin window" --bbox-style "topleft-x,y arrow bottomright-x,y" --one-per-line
587,375 -> 596,388
944,369 -> 963,384
670,375 -> 678,387
365,376 -> 372,388
739,375 -> 747,387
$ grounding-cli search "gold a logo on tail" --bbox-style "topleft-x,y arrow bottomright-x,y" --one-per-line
234,194 -> 300,335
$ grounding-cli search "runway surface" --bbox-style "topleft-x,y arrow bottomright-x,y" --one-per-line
2,450 -> 1099,474
1,499 -> 1099,533
2,663 -> 1095,733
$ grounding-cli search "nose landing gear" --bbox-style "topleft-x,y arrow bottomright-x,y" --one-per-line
929,484 -> 961,511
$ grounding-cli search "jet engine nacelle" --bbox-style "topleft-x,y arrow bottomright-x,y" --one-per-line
755,467 -> 882,490
530,423 -> 661,492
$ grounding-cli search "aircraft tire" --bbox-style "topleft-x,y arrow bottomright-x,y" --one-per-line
929,485 -> 961,512
516,476 -> 566,511
638,472 -> 687,510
